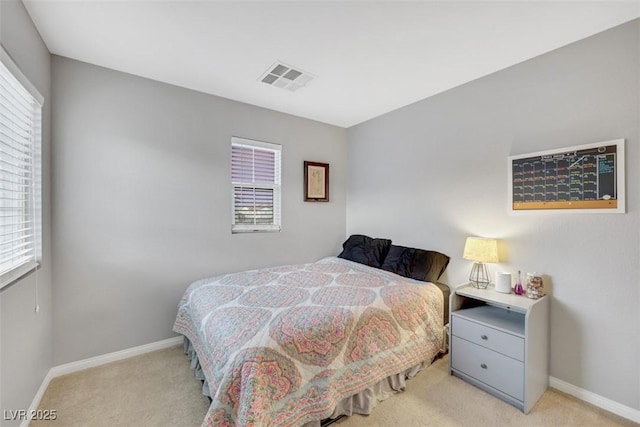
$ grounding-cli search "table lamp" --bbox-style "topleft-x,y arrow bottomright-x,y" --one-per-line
463,237 -> 499,289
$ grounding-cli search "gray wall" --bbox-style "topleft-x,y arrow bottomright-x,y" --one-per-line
0,0 -> 53,424
347,20 -> 639,410
51,56 -> 347,365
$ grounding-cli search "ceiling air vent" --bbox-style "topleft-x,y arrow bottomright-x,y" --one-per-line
260,62 -> 315,92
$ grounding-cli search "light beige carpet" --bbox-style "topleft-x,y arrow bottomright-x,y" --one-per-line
33,345 -> 637,427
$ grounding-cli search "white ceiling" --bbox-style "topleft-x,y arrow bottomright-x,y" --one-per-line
23,1 -> 640,128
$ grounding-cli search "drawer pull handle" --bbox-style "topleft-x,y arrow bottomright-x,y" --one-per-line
480,335 -> 488,340
481,363 -> 488,369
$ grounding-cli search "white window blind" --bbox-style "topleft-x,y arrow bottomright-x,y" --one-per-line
231,137 -> 281,233
0,46 -> 43,290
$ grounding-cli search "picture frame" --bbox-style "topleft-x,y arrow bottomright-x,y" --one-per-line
304,161 -> 329,202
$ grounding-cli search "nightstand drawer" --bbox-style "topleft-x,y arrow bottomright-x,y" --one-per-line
451,315 -> 524,361
451,336 -> 524,401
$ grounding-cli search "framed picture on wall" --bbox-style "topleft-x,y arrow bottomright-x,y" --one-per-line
304,161 -> 329,202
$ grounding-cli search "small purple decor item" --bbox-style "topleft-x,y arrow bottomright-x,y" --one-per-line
514,270 -> 524,295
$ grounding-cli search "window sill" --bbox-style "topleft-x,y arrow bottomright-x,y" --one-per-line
232,227 -> 281,234
0,261 -> 40,291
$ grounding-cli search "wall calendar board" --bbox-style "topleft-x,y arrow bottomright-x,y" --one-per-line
508,139 -> 625,213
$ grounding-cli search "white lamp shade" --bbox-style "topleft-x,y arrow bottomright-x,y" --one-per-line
463,237 -> 499,263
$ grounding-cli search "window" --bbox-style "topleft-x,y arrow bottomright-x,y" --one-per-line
231,137 -> 281,233
0,46 -> 43,289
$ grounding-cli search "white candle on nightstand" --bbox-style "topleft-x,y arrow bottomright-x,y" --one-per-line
495,272 -> 512,293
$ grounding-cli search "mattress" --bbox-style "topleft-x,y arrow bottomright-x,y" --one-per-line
433,281 -> 451,326
173,257 -> 446,427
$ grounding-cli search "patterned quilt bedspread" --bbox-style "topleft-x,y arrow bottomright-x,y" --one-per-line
173,257 -> 444,427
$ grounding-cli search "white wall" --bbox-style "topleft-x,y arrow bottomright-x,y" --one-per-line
51,56 -> 347,365
0,1 -> 53,425
347,20 -> 639,410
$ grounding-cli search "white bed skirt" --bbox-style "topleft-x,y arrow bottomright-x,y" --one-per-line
301,360 -> 427,427
183,337 -> 432,426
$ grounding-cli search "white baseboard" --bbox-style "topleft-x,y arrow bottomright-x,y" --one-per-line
20,370 -> 55,427
21,336 -> 183,427
49,336 -> 183,377
549,376 -> 640,423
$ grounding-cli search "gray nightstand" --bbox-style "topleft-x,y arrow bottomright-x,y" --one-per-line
449,283 -> 549,413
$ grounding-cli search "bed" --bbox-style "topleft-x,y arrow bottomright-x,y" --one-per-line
173,236 -> 450,427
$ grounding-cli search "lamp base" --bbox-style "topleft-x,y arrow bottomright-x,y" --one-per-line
470,280 -> 490,289
469,262 -> 490,289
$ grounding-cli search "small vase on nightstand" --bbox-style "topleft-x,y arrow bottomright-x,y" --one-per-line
514,270 -> 524,295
